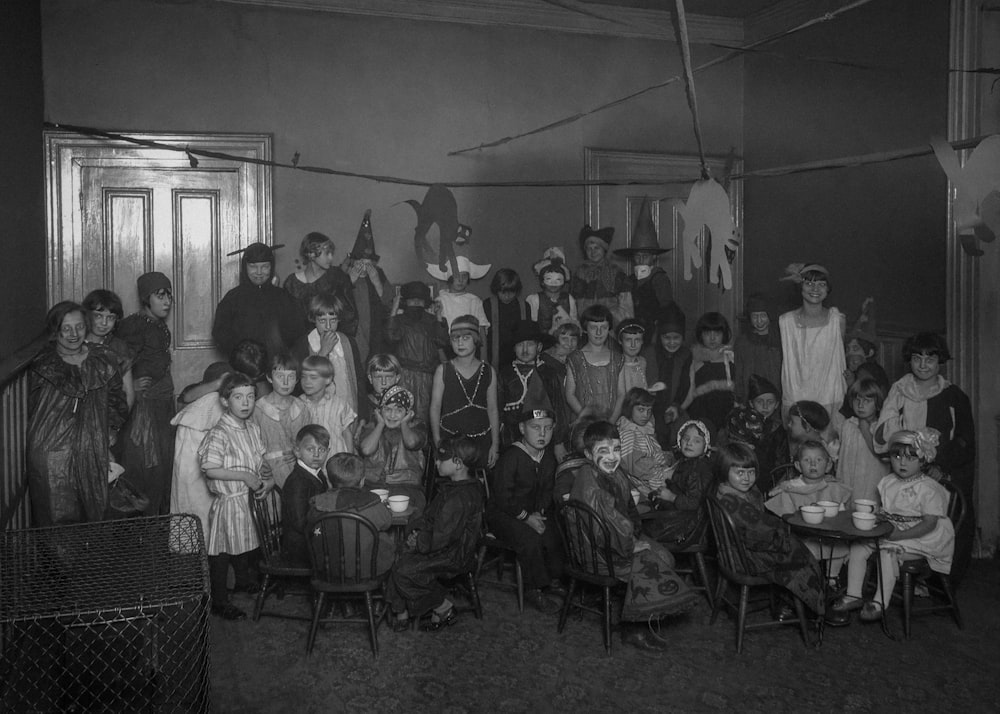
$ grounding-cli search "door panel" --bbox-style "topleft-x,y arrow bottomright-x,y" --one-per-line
45,132 -> 272,390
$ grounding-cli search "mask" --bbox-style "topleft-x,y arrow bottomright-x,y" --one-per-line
542,273 -> 565,289
633,265 -> 652,280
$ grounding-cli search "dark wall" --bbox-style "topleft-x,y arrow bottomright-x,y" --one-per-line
743,0 -> 949,332
0,1 -> 47,360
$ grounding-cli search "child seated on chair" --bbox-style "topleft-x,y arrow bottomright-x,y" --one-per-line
281,425 -> 332,565
357,385 -> 428,513
384,436 -> 485,632
714,442 -> 825,618
829,429 -> 954,625
307,452 -> 396,577
570,421 -> 698,652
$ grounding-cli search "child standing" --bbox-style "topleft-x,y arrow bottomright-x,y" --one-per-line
498,320 -> 566,451
83,289 -> 136,411
617,319 -> 651,393
643,420 -> 714,548
830,429 -> 954,623
429,256 -> 490,347
540,319 -> 581,377
526,248 -> 577,335
836,378 -> 890,504
430,315 -> 500,468
118,272 -> 176,516
746,374 -> 789,493
197,373 -> 270,620
283,231 -> 354,334
251,353 -> 311,489
778,263 -> 847,427
571,225 -> 632,324
682,312 -> 735,437
613,199 -> 673,337
715,443 -> 825,616
362,353 -> 403,417
299,355 -> 356,456
733,293 -> 782,403
342,210 -> 395,363
642,304 -> 691,449
280,424 -> 332,565
386,283 -> 449,423
385,436 -> 485,632
565,305 -> 626,422
357,385 -> 429,512
483,268 -> 525,369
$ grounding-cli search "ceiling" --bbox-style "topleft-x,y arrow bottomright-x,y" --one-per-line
582,0 -> 784,17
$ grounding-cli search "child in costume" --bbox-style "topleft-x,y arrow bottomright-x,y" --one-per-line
613,199 -> 672,337
197,373 -> 270,620
839,297 -> 889,418
118,271 -> 176,516
251,352 -> 310,489
483,268 -> 524,369
569,421 -> 698,651
83,289 -> 136,410
616,318 -> 653,393
836,378 -> 889,504
643,419 -> 713,548
526,248 -> 577,335
430,315 -> 500,468
733,293 -> 782,403
571,225 -> 632,324
298,355 -> 356,456
830,429 -> 954,624
641,303 -> 691,449
682,311 -> 735,437
498,320 -> 567,452
341,209 -> 394,363
744,374 -> 789,493
778,263 -> 847,428
615,388 -> 676,499
565,304 -> 626,422
357,385 -> 429,512
283,231 -> 354,335
385,436 -> 485,632
387,282 -> 449,423
714,442 -> 825,617
280,424 -> 332,565
428,253 -> 491,347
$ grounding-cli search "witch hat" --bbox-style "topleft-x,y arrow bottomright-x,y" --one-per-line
350,209 -> 379,261
615,198 -> 670,257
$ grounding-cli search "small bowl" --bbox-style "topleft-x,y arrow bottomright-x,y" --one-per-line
854,499 -> 877,514
371,489 -> 390,503
387,495 -> 411,513
816,500 -> 840,519
852,512 -> 877,531
800,505 -> 825,525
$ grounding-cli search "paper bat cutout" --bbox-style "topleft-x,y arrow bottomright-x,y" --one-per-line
678,178 -> 739,290
406,184 -> 472,278
932,134 -> 1000,256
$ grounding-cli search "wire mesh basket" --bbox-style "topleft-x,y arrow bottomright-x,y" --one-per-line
0,514 -> 210,713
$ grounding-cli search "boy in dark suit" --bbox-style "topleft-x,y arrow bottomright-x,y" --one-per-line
281,424 -> 332,564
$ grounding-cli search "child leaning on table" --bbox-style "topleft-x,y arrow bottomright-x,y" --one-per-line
829,428 -> 954,625
384,436 -> 485,632
197,372 -> 272,621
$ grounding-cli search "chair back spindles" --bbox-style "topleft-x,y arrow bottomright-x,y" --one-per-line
557,500 -> 618,581
308,512 -> 382,587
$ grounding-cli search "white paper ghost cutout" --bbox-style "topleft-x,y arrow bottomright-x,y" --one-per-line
678,178 -> 739,289
932,134 -> 1000,256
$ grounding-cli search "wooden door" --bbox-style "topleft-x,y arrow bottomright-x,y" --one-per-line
584,149 -> 743,331
45,132 -> 273,389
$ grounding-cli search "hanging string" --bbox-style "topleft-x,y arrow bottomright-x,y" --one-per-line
447,0 -> 877,156
673,0 -> 709,180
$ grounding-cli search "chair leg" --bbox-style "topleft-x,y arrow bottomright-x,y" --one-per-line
365,592 -> 379,659
558,578 -> 577,634
902,571 -> 914,639
253,573 -> 270,621
306,592 -> 325,654
736,585 -> 750,654
467,572 -> 483,619
602,585 -> 612,656
792,597 -> 811,649
940,575 -> 963,629
709,577 -> 727,625
693,552 -> 714,609
514,559 -> 524,613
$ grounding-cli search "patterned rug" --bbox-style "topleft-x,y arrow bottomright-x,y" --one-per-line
210,560 -> 1000,713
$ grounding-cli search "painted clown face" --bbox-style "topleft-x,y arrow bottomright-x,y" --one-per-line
587,438 -> 622,476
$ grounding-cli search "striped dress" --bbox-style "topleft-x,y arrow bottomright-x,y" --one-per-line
197,413 -> 264,556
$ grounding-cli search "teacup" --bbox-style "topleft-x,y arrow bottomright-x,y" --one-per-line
371,489 -> 390,503
852,511 -> 877,531
854,499 -> 877,514
387,495 -> 411,513
816,500 -> 840,519
800,505 -> 825,525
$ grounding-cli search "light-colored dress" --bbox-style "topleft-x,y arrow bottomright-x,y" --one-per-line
301,391 -> 357,455
566,349 -> 625,420
251,394 -> 310,489
622,356 -> 648,393
779,307 -> 846,424
438,290 -> 490,331
836,417 -> 889,504
197,413 -> 264,556
170,392 -> 224,543
304,330 -> 360,415
878,473 -> 954,573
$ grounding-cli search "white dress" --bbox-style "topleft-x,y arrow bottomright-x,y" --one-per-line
170,392 -> 224,544
438,290 -> 490,331
836,417 -> 890,504
779,307 -> 847,424
878,473 -> 954,574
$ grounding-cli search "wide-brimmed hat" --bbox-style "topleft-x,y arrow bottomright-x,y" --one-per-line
614,198 -> 670,257
426,253 -> 491,281
656,302 -> 686,337
510,319 -> 551,347
578,225 -> 614,252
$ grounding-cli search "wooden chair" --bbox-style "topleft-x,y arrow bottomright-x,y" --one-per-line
555,500 -> 622,655
705,495 -> 812,654
306,512 -> 390,658
247,490 -> 312,622
640,511 -> 715,608
897,480 -> 965,638
474,467 -> 525,613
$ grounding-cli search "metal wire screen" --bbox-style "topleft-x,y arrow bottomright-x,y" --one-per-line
0,515 -> 210,713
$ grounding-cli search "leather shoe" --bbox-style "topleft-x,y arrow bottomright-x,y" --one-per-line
830,595 -> 865,613
420,607 -> 458,632
392,617 -> 411,633
525,589 -> 561,615
776,604 -> 797,623
823,608 -> 851,627
621,628 -> 667,652
859,602 -> 884,623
